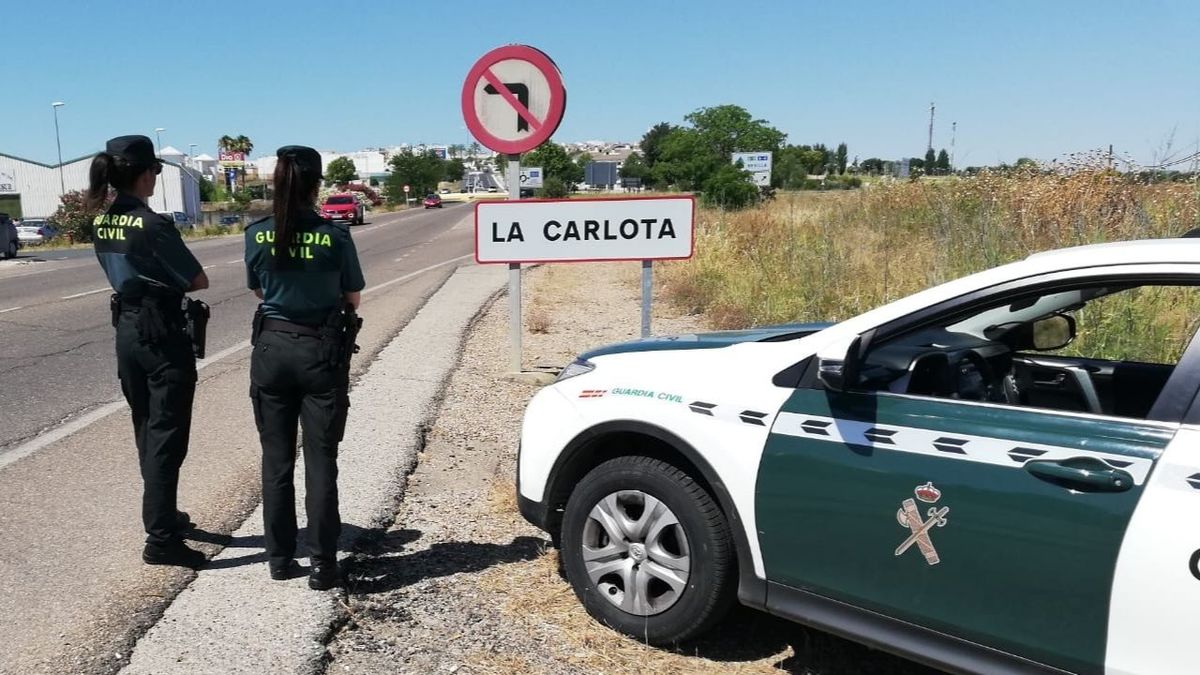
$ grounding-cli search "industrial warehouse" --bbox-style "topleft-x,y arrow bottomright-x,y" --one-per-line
0,149 -> 201,221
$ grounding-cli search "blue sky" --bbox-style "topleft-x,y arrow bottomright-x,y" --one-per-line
5,0 -> 1197,167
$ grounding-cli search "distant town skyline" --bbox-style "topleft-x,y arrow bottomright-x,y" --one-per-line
3,1 -> 1197,168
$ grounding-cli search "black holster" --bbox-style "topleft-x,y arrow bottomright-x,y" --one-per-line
110,294 -> 121,328
185,298 -> 210,359
319,302 -> 363,370
251,305 -> 266,346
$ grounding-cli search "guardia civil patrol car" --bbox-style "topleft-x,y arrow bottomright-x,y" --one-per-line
518,239 -> 1200,675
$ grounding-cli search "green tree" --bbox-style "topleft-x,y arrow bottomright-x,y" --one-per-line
444,158 -> 466,182
386,150 -> 444,203
639,122 -> 675,169
325,156 -> 358,185
523,141 -> 584,187
538,176 -> 569,198
198,177 -> 216,202
936,149 -> 951,174
924,148 -> 937,174
619,153 -> 649,182
702,164 -> 759,209
836,143 -> 849,174
685,105 -> 785,161
859,158 -> 886,175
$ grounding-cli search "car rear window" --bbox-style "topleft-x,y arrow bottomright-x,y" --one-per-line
326,196 -> 354,204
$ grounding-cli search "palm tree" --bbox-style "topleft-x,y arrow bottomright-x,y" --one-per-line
469,141 -> 482,158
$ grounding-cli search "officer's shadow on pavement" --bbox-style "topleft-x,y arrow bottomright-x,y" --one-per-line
343,528 -> 545,595
191,523 -> 385,571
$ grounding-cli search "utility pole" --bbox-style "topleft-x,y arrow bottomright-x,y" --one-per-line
927,102 -> 935,153
950,122 -> 957,171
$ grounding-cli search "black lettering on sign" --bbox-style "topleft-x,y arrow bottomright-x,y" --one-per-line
584,220 -> 600,240
563,220 -> 580,240
642,219 -> 657,238
544,220 -> 561,241
492,221 -> 524,242
620,219 -> 638,239
661,218 -> 676,239
1190,549 -> 1200,581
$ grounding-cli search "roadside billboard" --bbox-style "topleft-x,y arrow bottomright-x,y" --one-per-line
218,151 -> 246,168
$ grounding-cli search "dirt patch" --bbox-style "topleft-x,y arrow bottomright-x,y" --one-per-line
325,262 -> 936,674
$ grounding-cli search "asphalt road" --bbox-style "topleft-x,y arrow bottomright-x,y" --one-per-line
0,203 -> 478,674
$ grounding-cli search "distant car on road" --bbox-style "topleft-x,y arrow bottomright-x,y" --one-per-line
16,219 -> 56,245
439,188 -> 451,194
0,214 -> 20,259
219,214 -> 242,227
321,193 -> 364,225
423,194 -> 443,209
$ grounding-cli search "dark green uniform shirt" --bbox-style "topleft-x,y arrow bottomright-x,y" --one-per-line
94,193 -> 203,296
244,211 -> 365,326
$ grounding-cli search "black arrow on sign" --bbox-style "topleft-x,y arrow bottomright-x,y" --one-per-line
484,82 -> 531,132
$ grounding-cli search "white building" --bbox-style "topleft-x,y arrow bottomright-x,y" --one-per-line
251,149 -> 393,181
0,151 -> 201,220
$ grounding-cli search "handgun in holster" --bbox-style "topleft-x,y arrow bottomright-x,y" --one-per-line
185,298 -> 210,359
320,301 -> 363,370
110,294 -> 121,328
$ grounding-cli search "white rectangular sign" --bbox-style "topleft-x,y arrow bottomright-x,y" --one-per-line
519,167 -> 543,188
475,196 -> 695,264
732,151 -> 772,187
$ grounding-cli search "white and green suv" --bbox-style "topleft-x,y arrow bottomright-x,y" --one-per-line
517,239 -> 1200,675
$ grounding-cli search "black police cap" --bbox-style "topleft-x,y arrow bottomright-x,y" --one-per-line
277,145 -> 323,177
105,135 -> 159,167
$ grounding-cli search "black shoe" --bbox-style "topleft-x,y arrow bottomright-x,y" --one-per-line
308,563 -> 340,590
142,541 -> 205,569
269,559 -> 301,581
175,510 -> 194,530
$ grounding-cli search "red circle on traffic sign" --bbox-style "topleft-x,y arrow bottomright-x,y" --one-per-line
461,45 -> 566,155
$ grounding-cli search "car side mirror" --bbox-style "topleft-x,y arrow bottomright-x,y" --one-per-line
818,335 -> 863,392
1028,313 -> 1076,351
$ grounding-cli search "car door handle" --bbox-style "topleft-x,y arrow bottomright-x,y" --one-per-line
1024,457 -> 1133,493
1033,373 -> 1067,386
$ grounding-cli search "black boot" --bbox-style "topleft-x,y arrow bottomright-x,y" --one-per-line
143,540 -> 205,568
308,562 -> 340,590
270,559 -> 302,581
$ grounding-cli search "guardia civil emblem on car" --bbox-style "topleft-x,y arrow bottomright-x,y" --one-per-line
895,482 -> 949,565
517,239 -> 1200,674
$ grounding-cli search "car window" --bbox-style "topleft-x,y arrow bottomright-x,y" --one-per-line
326,196 -> 354,204
854,281 -> 1200,421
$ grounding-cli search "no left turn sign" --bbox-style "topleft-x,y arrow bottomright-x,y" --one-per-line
461,45 -> 566,155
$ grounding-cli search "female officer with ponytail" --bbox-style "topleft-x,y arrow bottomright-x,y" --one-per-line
244,145 -> 365,590
90,135 -> 209,569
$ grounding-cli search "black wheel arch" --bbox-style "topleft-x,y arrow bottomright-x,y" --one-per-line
542,419 -> 767,610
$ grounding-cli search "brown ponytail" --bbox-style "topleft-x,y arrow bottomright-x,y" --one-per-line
272,154 -> 320,268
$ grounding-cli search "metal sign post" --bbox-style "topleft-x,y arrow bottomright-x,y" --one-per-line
508,153 -> 522,373
641,260 -> 652,338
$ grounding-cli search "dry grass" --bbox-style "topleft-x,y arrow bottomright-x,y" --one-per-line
661,169 -> 1200,363
527,306 -> 553,334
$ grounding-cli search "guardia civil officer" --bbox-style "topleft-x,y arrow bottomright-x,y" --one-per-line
245,146 -> 365,590
89,135 -> 209,568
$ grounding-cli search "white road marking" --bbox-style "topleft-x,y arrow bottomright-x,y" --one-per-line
0,246 -> 471,471
203,265 -> 216,270
362,254 -> 473,296
61,287 -> 111,300
226,259 -> 242,265
0,306 -> 22,314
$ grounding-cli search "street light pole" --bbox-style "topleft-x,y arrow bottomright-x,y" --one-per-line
154,127 -> 166,210
51,102 -> 65,196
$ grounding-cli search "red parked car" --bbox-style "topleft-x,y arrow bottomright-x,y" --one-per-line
320,194 -> 364,225
423,193 -> 442,209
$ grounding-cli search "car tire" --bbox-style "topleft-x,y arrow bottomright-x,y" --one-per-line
5,241 -> 15,259
560,455 -> 736,646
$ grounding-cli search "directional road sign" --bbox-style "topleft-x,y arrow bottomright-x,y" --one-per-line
461,45 -> 566,155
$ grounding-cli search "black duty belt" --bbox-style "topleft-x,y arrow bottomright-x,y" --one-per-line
261,317 -> 322,337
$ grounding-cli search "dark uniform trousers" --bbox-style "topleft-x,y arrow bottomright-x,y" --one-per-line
250,328 -> 350,567
115,307 -> 197,547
